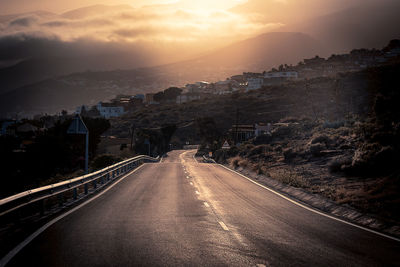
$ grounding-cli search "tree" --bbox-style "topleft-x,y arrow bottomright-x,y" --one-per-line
153,92 -> 164,102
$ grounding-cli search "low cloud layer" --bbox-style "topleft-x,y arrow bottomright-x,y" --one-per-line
0,4 -> 282,68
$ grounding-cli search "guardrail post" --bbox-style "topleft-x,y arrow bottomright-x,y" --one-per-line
93,179 -> 97,189
73,188 -> 78,200
84,184 -> 88,195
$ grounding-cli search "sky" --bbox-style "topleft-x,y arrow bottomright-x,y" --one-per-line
0,0 -> 397,70
0,0 -> 247,14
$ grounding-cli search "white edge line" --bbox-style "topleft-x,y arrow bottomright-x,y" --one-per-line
218,164 -> 400,242
195,191 -> 200,195
218,221 -> 229,231
204,202 -> 210,208
0,164 -> 147,266
192,154 -> 198,164
159,156 -> 163,163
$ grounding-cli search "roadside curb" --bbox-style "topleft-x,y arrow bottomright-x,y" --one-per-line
220,163 -> 400,240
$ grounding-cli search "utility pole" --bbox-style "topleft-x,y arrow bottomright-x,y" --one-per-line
130,124 -> 135,151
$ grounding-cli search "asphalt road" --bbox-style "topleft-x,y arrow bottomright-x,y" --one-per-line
6,150 -> 400,266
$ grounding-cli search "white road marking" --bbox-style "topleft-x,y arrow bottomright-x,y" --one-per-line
218,164 -> 400,242
159,156 -> 163,163
195,191 -> 200,195
0,164 -> 147,266
186,176 -> 190,179
192,154 -> 198,163
218,221 -> 229,231
204,202 -> 210,208
190,182 -> 193,186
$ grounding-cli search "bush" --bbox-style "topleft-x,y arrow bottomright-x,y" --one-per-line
328,155 -> 353,173
309,143 -> 326,156
350,143 -> 397,175
283,148 -> 297,162
323,121 -> 345,129
311,134 -> 331,145
230,156 -> 241,168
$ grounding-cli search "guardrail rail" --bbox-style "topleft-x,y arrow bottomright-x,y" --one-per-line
0,155 -> 159,221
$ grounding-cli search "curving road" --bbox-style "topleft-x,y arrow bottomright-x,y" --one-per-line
6,150 -> 400,266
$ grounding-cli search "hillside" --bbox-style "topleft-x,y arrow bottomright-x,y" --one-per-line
0,32 -> 325,117
107,62 -> 400,226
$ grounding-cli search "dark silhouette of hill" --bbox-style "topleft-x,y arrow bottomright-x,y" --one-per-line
282,0 -> 400,54
178,32 -> 325,72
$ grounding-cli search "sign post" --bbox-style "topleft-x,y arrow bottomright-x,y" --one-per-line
67,115 -> 89,174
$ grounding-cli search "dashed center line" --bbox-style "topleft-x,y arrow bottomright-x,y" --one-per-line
186,176 -> 190,179
190,182 -> 193,186
203,202 -> 210,208
218,221 -> 229,231
195,191 -> 200,195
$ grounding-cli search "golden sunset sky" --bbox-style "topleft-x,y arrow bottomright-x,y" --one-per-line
0,0 -> 397,69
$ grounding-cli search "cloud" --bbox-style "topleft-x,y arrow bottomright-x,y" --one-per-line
0,5 -> 281,43
9,16 -> 38,27
0,4 -> 284,70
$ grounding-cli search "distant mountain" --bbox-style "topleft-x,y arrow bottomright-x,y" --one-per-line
187,32 -> 325,71
0,32 -> 325,117
282,0 -> 400,54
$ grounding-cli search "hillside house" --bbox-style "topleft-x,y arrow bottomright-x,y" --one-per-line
96,102 -> 124,119
246,77 -> 264,91
229,123 -> 271,143
263,71 -> 298,85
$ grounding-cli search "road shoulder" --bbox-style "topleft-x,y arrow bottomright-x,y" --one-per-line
218,163 -> 400,240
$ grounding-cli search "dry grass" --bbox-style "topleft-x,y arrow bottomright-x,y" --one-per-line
269,169 -> 310,188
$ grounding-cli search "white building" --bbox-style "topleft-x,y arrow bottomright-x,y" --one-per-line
264,71 -> 298,79
246,78 -> 264,91
96,102 -> 124,119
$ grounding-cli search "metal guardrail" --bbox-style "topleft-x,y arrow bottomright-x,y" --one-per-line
0,155 -> 159,218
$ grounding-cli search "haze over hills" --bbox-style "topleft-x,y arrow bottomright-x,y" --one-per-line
1,1 -> 400,94
0,31 -> 325,116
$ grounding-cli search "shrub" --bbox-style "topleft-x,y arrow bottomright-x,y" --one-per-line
323,121 -> 345,129
309,143 -> 325,156
230,156 -> 241,168
283,148 -> 297,162
328,155 -> 353,173
350,143 -> 398,175
270,169 -> 310,188
311,134 -> 331,145
238,159 -> 250,168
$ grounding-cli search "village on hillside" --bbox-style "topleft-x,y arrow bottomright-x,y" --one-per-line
71,40 -> 400,120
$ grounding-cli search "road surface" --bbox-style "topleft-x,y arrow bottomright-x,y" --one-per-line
5,150 -> 400,266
